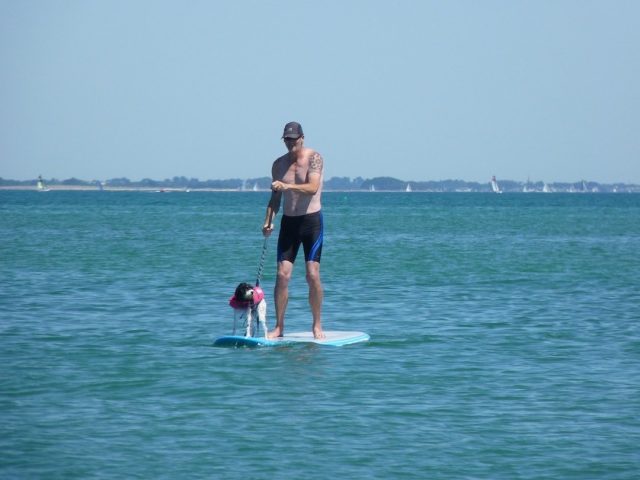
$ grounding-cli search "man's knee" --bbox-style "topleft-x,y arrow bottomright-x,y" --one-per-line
276,264 -> 293,286
305,264 -> 321,286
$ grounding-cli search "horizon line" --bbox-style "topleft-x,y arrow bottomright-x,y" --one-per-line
2,175 -> 639,186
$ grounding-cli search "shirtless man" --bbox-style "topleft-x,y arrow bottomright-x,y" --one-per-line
262,121 -> 325,339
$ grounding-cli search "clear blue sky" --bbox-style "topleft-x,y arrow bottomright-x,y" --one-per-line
1,0 -> 639,183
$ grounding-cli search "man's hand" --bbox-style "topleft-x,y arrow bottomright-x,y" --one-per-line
271,181 -> 288,192
262,223 -> 274,237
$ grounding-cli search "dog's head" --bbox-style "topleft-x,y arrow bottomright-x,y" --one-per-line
234,282 -> 255,304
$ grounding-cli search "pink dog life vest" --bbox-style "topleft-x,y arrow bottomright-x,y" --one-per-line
229,286 -> 265,309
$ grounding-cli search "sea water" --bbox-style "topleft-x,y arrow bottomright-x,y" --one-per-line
1,191 -> 639,479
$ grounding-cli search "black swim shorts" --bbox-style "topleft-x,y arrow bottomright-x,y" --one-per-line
277,211 -> 323,263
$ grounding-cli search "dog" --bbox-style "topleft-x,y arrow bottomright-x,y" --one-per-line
229,282 -> 268,338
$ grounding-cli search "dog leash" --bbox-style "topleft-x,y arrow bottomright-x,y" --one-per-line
255,210 -> 275,287
255,236 -> 269,287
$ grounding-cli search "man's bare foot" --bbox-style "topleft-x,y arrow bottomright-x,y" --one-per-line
267,327 -> 283,339
313,327 -> 325,340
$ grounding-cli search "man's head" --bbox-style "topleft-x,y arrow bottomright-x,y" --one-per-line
282,121 -> 304,152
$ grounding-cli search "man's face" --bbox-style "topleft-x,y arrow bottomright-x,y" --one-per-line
283,136 -> 302,153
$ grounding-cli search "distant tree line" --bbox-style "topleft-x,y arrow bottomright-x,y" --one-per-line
1,176 -> 638,193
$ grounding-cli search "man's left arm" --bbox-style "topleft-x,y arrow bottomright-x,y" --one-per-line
272,152 -> 323,195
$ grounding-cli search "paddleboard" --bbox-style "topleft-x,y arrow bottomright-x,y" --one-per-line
214,330 -> 369,348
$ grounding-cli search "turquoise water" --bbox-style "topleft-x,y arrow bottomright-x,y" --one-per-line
1,191 -> 639,479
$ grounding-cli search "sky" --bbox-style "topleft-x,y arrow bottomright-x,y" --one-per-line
1,0 -> 639,184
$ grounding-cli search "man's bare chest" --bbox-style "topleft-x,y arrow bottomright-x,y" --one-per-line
279,160 -> 308,183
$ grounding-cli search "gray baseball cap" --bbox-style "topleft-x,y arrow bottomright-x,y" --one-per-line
282,121 -> 303,139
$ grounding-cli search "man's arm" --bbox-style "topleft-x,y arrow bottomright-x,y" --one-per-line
262,191 -> 280,235
263,162 -> 282,236
271,152 -> 323,195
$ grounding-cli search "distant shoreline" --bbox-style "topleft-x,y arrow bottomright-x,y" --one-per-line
3,176 -> 640,193
2,185 -> 639,193
0,185 -> 238,192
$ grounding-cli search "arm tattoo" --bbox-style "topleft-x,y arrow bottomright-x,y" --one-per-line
309,152 -> 323,173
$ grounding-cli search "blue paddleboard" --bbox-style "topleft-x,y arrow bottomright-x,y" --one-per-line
214,331 -> 370,348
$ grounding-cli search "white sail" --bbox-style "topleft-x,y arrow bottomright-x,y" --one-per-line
36,176 -> 49,191
490,176 -> 502,194
405,183 -> 412,192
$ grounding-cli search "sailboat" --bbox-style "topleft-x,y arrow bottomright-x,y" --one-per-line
369,184 -> 375,192
405,183 -> 412,192
542,182 -> 551,193
490,176 -> 502,194
36,175 -> 50,192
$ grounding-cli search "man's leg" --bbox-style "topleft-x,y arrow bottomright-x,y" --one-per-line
268,260 -> 293,338
306,261 -> 324,339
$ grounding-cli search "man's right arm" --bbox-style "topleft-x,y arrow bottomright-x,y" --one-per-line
262,192 -> 281,236
263,161 -> 282,236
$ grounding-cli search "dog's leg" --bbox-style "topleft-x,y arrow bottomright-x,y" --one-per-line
256,299 -> 268,338
233,308 -> 243,335
245,306 -> 252,337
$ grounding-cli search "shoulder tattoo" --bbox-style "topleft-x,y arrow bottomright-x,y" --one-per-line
309,152 -> 323,173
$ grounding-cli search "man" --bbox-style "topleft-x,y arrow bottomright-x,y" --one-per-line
262,121 -> 325,339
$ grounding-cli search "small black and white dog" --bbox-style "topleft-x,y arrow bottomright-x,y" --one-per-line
228,282 -> 268,338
